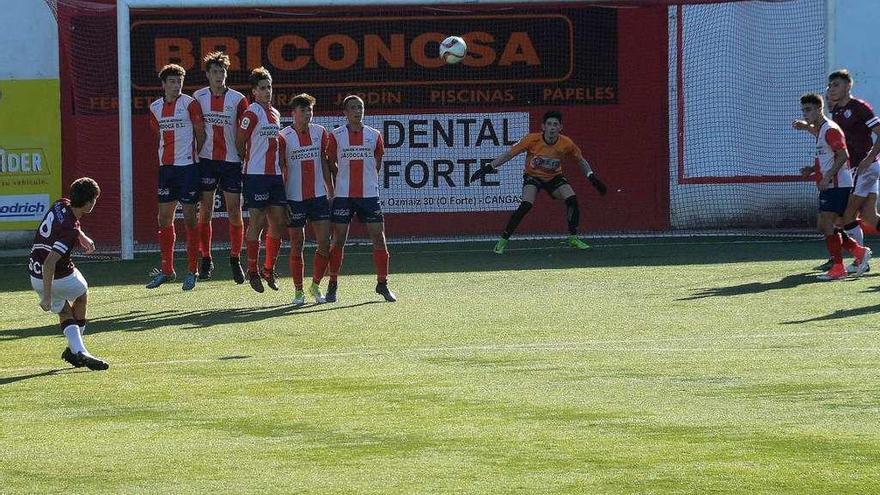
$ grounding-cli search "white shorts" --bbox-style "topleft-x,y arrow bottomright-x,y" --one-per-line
853,161 -> 880,198
31,268 -> 88,314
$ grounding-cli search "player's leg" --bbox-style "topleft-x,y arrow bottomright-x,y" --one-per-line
197,160 -> 219,280
261,204 -> 287,292
552,182 -> 590,250
148,199 -> 179,288
180,201 -> 200,290
326,197 -> 353,303
840,193 -> 870,274
224,189 -> 245,284
357,198 -> 395,302
818,202 -> 847,280
56,270 -> 107,370
288,222 -> 306,305
245,207 -> 267,292
309,218 -> 331,303
495,181 -> 538,254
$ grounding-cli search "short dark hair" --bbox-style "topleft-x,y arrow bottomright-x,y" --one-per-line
158,64 -> 185,82
801,93 -> 824,108
342,95 -> 363,109
542,110 -> 563,124
69,177 -> 100,208
249,67 -> 272,88
291,93 -> 316,109
203,51 -> 231,71
828,69 -> 853,84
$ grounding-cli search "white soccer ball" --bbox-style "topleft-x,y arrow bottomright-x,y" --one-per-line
439,36 -> 467,64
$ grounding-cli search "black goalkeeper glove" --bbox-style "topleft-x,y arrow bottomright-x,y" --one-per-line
470,163 -> 495,182
588,173 -> 607,195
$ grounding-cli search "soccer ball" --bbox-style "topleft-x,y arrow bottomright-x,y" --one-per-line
439,36 -> 467,64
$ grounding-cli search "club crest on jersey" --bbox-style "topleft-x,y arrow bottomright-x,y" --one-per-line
845,109 -> 852,119
240,116 -> 251,129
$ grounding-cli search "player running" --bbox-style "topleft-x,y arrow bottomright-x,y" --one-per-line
146,64 -> 206,291
29,177 -> 109,370
193,51 -> 249,283
325,95 -> 396,302
471,110 -> 607,253
236,67 -> 286,293
798,93 -> 870,280
279,93 -> 334,305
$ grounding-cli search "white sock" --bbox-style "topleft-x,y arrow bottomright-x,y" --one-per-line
846,225 -> 864,246
78,324 -> 85,337
63,323 -> 87,354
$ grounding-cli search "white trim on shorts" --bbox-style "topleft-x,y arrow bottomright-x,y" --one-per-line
853,161 -> 880,198
31,268 -> 88,314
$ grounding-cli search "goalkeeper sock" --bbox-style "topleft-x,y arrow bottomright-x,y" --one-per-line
565,196 -> 580,235
502,201 -> 533,239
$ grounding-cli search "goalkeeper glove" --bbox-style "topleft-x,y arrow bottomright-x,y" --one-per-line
470,163 -> 495,182
588,173 -> 607,195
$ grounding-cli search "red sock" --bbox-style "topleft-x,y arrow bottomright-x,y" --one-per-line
199,221 -> 212,258
185,225 -> 200,274
825,234 -> 843,264
373,249 -> 389,283
841,233 -> 862,255
159,225 -> 176,275
264,235 -> 281,272
328,245 -> 344,282
229,224 -> 243,257
289,252 -> 304,290
246,239 -> 260,273
312,251 -> 329,285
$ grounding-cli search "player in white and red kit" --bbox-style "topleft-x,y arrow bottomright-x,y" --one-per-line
146,64 -> 206,291
279,93 -> 333,305
324,95 -> 396,302
797,93 -> 870,280
235,67 -> 287,293
29,177 -> 108,370
193,51 -> 249,283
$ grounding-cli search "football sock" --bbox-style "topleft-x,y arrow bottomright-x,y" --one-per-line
565,196 -> 579,235
199,221 -> 212,258
313,251 -> 329,284
825,233 -> 843,264
373,249 -> 389,283
264,235 -> 281,271
328,245 -> 344,282
502,201 -> 533,239
158,225 -> 176,275
246,239 -> 260,273
229,224 -> 244,257
844,221 -> 864,246
289,251 -> 304,290
185,225 -> 200,274
62,319 -> 86,354
76,319 -> 86,337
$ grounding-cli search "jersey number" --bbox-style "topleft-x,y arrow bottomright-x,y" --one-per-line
38,212 -> 55,238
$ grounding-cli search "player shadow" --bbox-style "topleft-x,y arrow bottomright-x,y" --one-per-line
0,301 -> 386,341
0,368 -> 66,386
781,303 -> 880,324
679,273 -> 821,300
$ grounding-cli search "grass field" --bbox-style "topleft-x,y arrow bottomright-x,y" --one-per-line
1,236 -> 879,494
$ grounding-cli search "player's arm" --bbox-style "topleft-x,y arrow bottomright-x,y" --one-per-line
188,99 -> 206,154
821,148 -> 849,190
578,158 -> 607,195
374,133 -> 385,172
321,131 -> 335,198
792,120 -> 819,136
39,251 -> 61,311
78,231 -> 95,254
236,111 -> 256,161
325,132 -> 339,178
470,148 -> 517,181
857,125 -> 880,173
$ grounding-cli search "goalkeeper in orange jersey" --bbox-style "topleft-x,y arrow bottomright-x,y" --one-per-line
471,110 -> 607,254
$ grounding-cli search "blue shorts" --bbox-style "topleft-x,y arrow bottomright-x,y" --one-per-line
288,196 -> 331,228
199,158 -> 242,193
158,164 -> 200,204
331,196 -> 383,224
243,175 -> 287,210
818,187 -> 851,215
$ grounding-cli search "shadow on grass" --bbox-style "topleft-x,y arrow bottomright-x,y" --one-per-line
0,368 -> 66,385
680,273 -> 821,300
0,301 -> 385,341
782,303 -> 880,324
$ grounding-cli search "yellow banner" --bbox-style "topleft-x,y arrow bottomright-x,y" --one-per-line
0,79 -> 62,230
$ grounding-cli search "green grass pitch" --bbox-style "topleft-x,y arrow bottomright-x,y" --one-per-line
1,237 -> 879,493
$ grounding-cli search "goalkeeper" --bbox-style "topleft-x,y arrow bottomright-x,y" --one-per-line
471,110 -> 607,254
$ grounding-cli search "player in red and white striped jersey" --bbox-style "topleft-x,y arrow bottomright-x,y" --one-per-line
193,52 -> 249,283
146,64 -> 206,291
279,93 -> 334,305
325,95 -> 396,302
798,93 -> 870,280
235,67 -> 287,293
29,178 -> 108,370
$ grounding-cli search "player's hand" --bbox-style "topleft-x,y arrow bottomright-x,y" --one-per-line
39,295 -> 52,312
818,176 -> 832,191
792,120 -> 809,131
588,173 -> 607,195
79,234 -> 96,254
857,156 -> 874,175
800,166 -> 814,178
470,163 -> 495,182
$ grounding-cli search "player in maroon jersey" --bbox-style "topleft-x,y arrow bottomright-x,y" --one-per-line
29,178 -> 108,370
796,70 -> 880,272
193,52 -> 249,283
